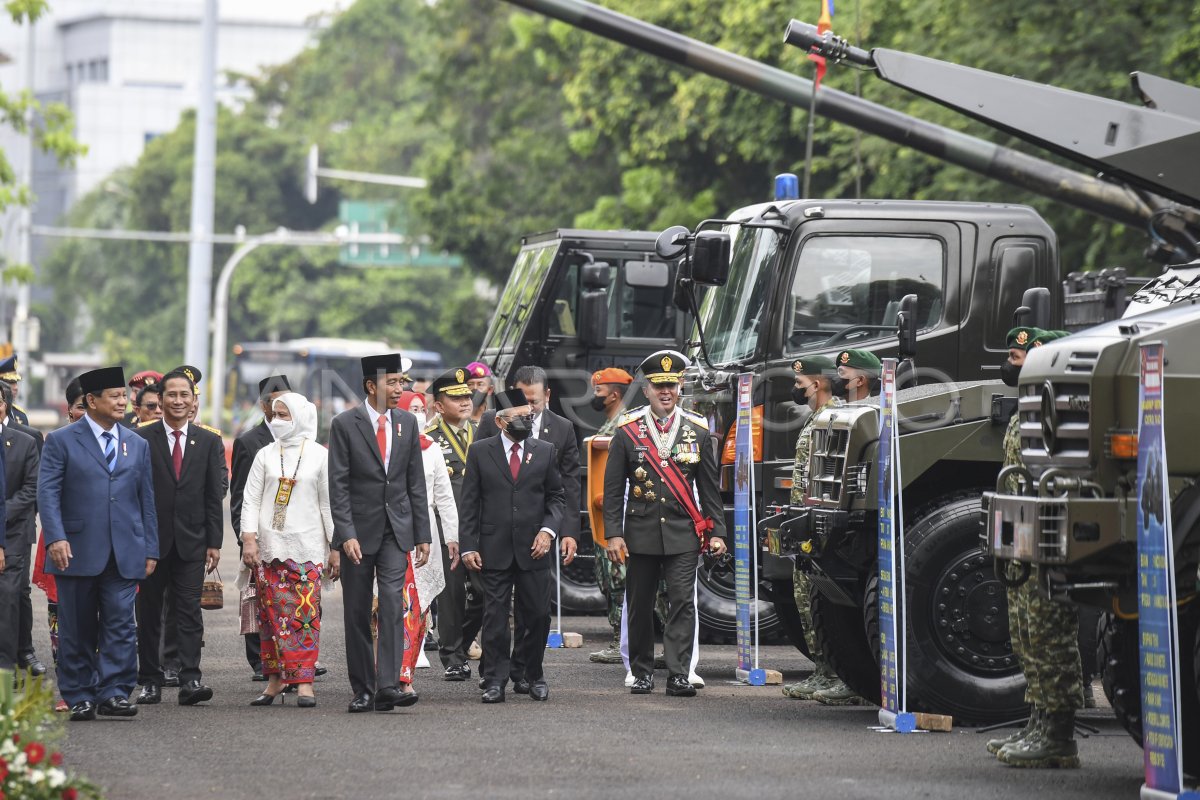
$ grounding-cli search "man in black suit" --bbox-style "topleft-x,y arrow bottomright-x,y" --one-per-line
0,383 -> 34,672
133,370 -> 226,706
461,388 -> 571,703
229,374 -> 292,679
329,353 -> 431,714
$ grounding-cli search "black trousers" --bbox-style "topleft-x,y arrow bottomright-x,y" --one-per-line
136,548 -> 205,686
341,535 -> 407,695
0,548 -> 27,669
480,565 -> 550,687
626,551 -> 697,679
15,541 -> 34,659
436,541 -> 468,668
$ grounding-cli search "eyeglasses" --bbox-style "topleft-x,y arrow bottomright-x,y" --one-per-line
140,402 -> 160,411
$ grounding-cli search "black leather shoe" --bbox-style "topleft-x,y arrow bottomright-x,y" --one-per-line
529,681 -> 549,702
443,664 -> 470,681
178,681 -> 214,706
477,677 -> 487,690
481,685 -> 505,704
314,662 -> 328,677
136,684 -> 161,705
666,674 -> 697,697
347,691 -> 373,713
512,679 -> 531,695
69,701 -> 97,721
374,686 -> 405,711
18,652 -> 47,677
162,669 -> 180,688
630,676 -> 654,695
251,667 -> 267,682
395,687 -> 419,708
98,696 -> 138,717
297,695 -> 317,708
249,691 -> 282,706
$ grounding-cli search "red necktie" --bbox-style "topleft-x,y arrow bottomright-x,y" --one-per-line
509,442 -> 521,481
376,415 -> 388,464
171,430 -> 183,480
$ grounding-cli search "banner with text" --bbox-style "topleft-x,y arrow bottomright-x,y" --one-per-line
733,373 -> 764,684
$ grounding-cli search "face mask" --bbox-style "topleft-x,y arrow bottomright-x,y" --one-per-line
505,418 -> 533,442
790,387 -> 808,408
1000,360 -> 1021,388
412,411 -> 427,429
268,418 -> 294,441
831,377 -> 850,400
471,390 -> 487,409
589,395 -> 608,412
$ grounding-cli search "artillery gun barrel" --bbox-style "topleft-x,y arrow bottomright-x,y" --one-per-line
782,20 -> 871,68
500,0 -> 1153,231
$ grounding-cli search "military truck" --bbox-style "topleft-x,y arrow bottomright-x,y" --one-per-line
475,228 -> 687,612
774,21 -> 1200,728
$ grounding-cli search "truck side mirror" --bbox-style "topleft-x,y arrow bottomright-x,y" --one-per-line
655,226 -> 690,260
1015,287 -> 1052,330
578,290 -> 608,349
624,257 -> 669,288
896,293 -> 918,359
691,230 -> 732,286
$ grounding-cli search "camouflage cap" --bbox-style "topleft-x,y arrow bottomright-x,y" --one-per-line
837,349 -> 882,373
792,354 -> 837,376
1005,327 -> 1044,350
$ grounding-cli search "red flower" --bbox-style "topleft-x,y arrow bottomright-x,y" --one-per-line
50,751 -> 64,767
10,733 -> 18,743
0,756 -> 7,780
25,741 -> 46,765
63,789 -> 79,800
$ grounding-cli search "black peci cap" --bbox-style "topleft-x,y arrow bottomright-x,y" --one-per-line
258,374 -> 292,396
361,353 -> 404,378
79,366 -> 126,395
495,388 -> 531,411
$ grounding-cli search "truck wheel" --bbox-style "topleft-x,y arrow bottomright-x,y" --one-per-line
1099,605 -> 1200,778
810,587 -> 883,704
770,579 -> 811,658
903,495 -> 1027,725
695,561 -> 784,645
553,539 -> 606,614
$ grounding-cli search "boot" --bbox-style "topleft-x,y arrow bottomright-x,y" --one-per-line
1083,681 -> 1096,709
997,711 -> 1081,769
589,637 -> 624,664
986,708 -> 1041,756
782,670 -> 836,700
812,679 -> 866,706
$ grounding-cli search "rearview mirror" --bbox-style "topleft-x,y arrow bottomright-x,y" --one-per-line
581,262 -> 611,291
655,226 -> 690,260
691,230 -> 731,287
579,290 -> 608,349
1016,287 -> 1052,330
625,257 -> 669,289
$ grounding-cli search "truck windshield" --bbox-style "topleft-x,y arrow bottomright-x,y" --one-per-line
481,242 -> 559,352
695,226 -> 783,365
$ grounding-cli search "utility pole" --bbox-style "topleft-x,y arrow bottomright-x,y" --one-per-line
184,0 -> 218,375
14,20 -> 35,375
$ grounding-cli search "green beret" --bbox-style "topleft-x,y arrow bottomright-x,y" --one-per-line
1005,327 -> 1044,350
1030,330 -> 1068,348
836,349 -> 882,373
792,355 -> 836,376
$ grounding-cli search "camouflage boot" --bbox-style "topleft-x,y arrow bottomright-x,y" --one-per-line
812,679 -> 866,706
986,708 -> 1041,755
997,712 -> 1081,769
589,636 -> 624,664
782,670 -> 836,700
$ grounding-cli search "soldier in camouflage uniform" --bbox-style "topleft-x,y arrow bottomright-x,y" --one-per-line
779,356 -> 863,703
988,328 -> 1085,768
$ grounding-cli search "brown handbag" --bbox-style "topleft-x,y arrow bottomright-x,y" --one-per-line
200,568 -> 224,610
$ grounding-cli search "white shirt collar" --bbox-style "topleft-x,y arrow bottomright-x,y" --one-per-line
84,413 -> 118,442
164,419 -> 189,438
364,399 -> 387,425
500,431 -> 524,455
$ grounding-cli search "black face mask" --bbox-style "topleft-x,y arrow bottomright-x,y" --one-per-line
1000,361 -> 1021,388
505,418 -> 533,441
471,390 -> 487,409
831,377 -> 850,400
589,395 -> 608,412
790,387 -> 809,408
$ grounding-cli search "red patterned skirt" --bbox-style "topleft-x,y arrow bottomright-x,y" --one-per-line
256,559 -> 322,684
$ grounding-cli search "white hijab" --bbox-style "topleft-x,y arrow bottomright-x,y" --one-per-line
270,392 -> 317,446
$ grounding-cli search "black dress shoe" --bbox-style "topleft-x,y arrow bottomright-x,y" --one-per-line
374,686 -> 404,711
162,669 -> 180,688
178,681 -> 214,706
297,695 -> 317,708
666,673 -> 697,697
630,676 -> 654,695
249,691 -> 282,706
347,691 -> 373,713
477,677 -> 487,690
136,684 -> 161,705
512,679 -> 531,695
314,662 -> 328,677
443,664 -> 470,682
395,687 -> 419,708
481,685 -> 505,704
18,652 -> 47,677
251,667 -> 267,682
529,681 -> 549,702
69,701 -> 97,721
98,696 -> 138,717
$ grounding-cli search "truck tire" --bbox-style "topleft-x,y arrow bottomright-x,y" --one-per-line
695,561 -> 784,645
1099,605 -> 1200,778
902,495 -> 1027,725
552,539 -> 606,614
810,587 -> 883,704
770,579 -> 811,658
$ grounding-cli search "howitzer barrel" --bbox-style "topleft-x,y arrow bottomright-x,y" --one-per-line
783,20 -> 871,68
500,0 -> 1153,231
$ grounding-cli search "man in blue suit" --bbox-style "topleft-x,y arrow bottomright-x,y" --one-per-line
38,366 -> 158,721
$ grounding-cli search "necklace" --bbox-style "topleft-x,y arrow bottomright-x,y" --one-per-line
271,440 -> 306,529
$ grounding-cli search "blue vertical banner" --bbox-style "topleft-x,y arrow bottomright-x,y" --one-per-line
1135,342 -> 1188,798
877,359 -> 914,732
733,372 -> 765,685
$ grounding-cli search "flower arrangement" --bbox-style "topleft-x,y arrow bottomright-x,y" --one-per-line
0,670 -> 101,799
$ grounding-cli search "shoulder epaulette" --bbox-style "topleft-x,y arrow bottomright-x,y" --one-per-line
681,409 -> 709,430
423,421 -> 439,435
138,419 -> 157,428
617,409 -> 642,428
198,423 -> 223,436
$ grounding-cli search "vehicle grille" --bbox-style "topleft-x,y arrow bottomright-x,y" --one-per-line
1038,501 -> 1067,562
809,427 -> 849,504
1020,360 -> 1092,470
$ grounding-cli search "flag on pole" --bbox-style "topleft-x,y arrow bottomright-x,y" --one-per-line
807,0 -> 835,89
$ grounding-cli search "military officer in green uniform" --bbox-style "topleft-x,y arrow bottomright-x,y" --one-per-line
779,355 -> 864,704
425,367 -> 480,681
602,350 -> 726,697
988,328 -> 1085,769
0,355 -> 30,426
